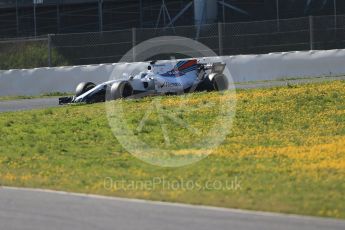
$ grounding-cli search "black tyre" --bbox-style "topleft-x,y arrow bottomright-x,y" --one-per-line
76,82 -> 96,97
108,81 -> 133,101
212,74 -> 228,91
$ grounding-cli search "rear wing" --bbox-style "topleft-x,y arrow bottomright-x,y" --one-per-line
200,62 -> 226,73
211,63 -> 226,74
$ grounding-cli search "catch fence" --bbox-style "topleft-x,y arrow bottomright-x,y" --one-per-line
0,14 -> 344,69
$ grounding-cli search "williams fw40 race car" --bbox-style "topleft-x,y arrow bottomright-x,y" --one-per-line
59,59 -> 229,104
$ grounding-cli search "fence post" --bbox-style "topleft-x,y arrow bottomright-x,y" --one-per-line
309,16 -> 314,50
132,27 -> 136,62
218,22 -> 223,56
33,1 -> 37,37
15,0 -> 19,36
48,34 -> 52,67
276,0 -> 280,32
98,0 -> 103,32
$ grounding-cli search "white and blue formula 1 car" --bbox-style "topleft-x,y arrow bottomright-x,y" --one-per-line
59,59 -> 229,104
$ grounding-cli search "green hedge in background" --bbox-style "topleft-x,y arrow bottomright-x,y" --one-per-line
0,41 -> 69,70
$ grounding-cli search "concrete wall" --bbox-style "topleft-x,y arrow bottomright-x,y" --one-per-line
224,49 -> 345,82
1,49 -> 345,96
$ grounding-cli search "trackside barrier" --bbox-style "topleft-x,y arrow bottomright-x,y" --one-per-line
0,49 -> 345,96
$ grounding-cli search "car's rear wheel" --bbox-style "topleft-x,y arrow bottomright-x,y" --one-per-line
212,74 -> 228,91
108,81 -> 133,101
75,82 -> 96,97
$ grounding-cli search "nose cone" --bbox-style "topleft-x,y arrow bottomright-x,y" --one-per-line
73,96 -> 85,103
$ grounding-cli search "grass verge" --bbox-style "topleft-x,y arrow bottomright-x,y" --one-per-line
0,81 -> 345,218
0,92 -> 72,101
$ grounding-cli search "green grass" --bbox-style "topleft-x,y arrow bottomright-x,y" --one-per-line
1,80 -> 345,219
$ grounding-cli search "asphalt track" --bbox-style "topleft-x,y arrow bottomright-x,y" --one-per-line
1,187 -> 345,230
0,97 -> 59,113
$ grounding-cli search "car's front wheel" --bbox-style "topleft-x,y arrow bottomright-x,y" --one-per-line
75,82 -> 96,97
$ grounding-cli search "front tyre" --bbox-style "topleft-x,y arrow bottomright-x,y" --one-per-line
75,82 -> 96,97
109,81 -> 134,101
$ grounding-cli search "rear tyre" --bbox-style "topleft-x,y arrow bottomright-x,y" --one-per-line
108,81 -> 133,101
212,74 -> 228,91
75,82 -> 96,97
